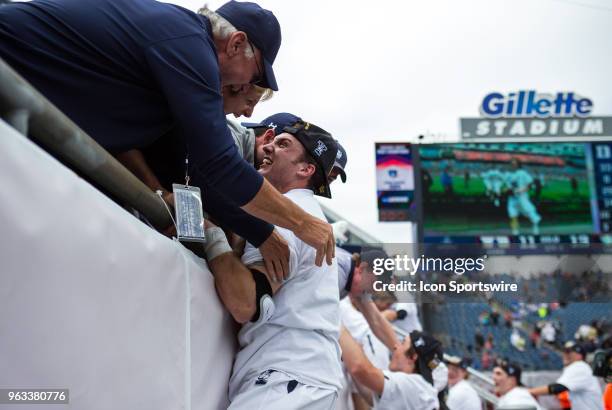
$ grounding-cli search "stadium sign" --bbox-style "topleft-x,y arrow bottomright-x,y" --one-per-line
461,90 -> 612,138
375,143 -> 416,222
480,91 -> 592,118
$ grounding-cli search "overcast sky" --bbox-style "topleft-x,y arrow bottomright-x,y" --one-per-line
176,0 -> 612,243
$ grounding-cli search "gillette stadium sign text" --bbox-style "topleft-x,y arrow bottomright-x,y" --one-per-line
461,90 -> 612,138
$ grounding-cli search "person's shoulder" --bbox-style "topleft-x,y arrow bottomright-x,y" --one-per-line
458,379 -> 480,397
284,189 -> 325,220
383,371 -> 438,408
137,1 -> 211,46
226,118 -> 254,154
389,371 -> 432,389
567,360 -> 592,375
450,380 -> 472,400
146,2 -> 204,30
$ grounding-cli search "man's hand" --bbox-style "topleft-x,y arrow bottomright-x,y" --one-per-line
259,229 -> 289,282
294,215 -> 335,266
161,189 -> 175,208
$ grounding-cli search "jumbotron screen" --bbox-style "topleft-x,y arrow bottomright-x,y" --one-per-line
417,142 -> 612,252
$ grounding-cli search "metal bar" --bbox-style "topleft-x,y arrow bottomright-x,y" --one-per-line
0,58 -> 172,229
4,108 -> 29,134
470,382 -> 499,406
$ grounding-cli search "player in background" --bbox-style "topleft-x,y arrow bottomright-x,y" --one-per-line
493,360 -> 543,410
505,158 -> 542,235
529,341 -> 604,410
444,356 -> 481,410
481,166 -> 506,207
337,249 -> 401,410
339,328 -> 441,410
338,249 -> 397,363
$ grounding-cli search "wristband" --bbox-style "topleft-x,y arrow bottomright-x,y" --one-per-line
204,227 -> 232,261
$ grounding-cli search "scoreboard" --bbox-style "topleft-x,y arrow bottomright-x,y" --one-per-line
416,141 -> 612,255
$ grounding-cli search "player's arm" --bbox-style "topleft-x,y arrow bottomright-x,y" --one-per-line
528,384 -> 568,397
204,220 -> 281,324
339,326 -> 385,396
352,296 -> 399,351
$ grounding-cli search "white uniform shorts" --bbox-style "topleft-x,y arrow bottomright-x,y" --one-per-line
228,369 -> 338,410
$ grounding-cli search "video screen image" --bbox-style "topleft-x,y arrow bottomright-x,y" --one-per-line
419,142 -> 596,237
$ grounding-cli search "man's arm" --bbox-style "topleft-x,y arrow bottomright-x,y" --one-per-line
145,36 -> 334,266
339,326 -> 385,396
352,296 -> 399,351
203,184 -> 289,281
528,384 -> 568,397
204,222 -> 281,324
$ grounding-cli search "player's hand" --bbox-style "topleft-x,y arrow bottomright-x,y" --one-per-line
259,229 -> 290,282
294,215 -> 335,266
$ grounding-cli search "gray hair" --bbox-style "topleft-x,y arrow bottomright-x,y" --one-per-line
198,5 -> 254,57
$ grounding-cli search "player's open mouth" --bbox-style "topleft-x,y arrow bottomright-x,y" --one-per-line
262,157 -> 273,166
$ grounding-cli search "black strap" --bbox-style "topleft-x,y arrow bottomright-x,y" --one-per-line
549,383 -> 569,394
250,268 -> 272,322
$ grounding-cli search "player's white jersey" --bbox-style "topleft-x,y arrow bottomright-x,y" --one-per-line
374,370 -> 438,410
229,189 -> 343,400
340,298 -> 390,370
447,379 -> 482,410
497,387 -> 543,410
557,360 -> 603,410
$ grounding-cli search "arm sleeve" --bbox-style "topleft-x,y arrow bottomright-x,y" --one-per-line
203,182 -> 273,247
145,35 -> 263,206
548,383 -> 569,394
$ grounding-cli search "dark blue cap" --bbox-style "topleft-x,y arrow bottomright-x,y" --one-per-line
495,358 -> 523,385
564,340 -> 587,356
444,355 -> 472,370
333,140 -> 348,183
242,112 -> 302,132
282,121 -> 337,198
216,1 -> 282,91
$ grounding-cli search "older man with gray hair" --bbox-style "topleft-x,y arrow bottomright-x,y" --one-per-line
0,0 -> 335,271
